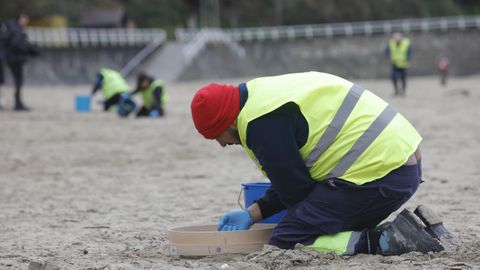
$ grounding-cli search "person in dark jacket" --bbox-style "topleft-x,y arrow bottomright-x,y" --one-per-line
3,13 -> 39,111
0,21 -> 8,109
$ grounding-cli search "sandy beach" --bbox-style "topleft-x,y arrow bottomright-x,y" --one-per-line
1,75 -> 480,269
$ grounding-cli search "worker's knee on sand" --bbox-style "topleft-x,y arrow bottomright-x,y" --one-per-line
307,231 -> 358,255
265,176 -> 421,252
271,207 -> 454,256
269,230 -> 375,255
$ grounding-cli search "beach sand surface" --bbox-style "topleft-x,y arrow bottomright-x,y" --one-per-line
1,75 -> 480,269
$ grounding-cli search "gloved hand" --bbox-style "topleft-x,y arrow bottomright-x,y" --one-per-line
218,210 -> 253,231
150,110 -> 159,118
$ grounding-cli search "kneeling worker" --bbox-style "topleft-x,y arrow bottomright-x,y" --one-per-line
130,72 -> 168,118
91,68 -> 129,111
190,72 -> 445,256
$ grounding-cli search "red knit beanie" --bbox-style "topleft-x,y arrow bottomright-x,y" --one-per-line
191,83 -> 240,139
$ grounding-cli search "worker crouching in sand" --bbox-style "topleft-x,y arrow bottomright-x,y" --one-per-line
190,72 -> 446,255
130,72 -> 168,118
91,68 -> 129,111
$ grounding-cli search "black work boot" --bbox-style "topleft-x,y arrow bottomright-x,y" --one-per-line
414,205 -> 458,251
14,95 -> 30,111
14,101 -> 30,111
378,209 -> 444,255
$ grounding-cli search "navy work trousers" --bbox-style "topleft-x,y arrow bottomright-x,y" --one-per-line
391,65 -> 407,96
269,162 -> 422,249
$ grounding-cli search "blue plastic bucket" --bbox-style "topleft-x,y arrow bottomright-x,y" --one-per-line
75,95 -> 91,112
242,182 -> 287,224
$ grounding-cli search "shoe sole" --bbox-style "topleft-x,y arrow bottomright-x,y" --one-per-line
414,205 -> 458,251
381,209 -> 444,255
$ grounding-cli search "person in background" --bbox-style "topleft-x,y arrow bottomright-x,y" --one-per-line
190,71 -> 446,256
385,32 -> 411,97
129,72 -> 168,118
0,22 -> 6,109
3,13 -> 39,111
436,54 -> 449,87
91,68 -> 129,111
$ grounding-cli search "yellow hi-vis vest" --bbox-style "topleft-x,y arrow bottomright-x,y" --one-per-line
100,69 -> 129,99
389,38 -> 411,68
141,80 -> 169,109
237,72 -> 421,185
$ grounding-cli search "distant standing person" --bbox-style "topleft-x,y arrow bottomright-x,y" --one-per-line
0,22 -> 6,109
436,55 -> 449,86
130,72 -> 168,118
3,13 -> 39,111
91,68 -> 129,111
385,32 -> 411,96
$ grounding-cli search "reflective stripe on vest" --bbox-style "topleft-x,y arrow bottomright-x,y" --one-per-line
306,84 -> 397,180
325,105 -> 397,180
237,72 -> 422,185
305,84 -> 365,167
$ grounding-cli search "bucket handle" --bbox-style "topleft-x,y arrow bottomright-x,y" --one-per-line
237,187 -> 244,210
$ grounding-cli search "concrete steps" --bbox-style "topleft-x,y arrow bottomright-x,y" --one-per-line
138,42 -> 187,82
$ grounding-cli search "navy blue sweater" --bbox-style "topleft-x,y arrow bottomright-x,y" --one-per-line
239,83 -> 316,219
91,73 -> 104,95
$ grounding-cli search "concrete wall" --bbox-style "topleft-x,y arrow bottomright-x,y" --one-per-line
3,47 -> 143,85
4,30 -> 479,85
179,30 -> 480,81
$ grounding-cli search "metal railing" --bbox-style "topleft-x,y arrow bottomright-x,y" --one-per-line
25,27 -> 167,47
183,28 -> 245,64
120,37 -> 165,76
176,15 -> 480,42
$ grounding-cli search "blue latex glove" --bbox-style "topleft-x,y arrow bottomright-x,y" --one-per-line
150,110 -> 159,118
218,210 -> 253,231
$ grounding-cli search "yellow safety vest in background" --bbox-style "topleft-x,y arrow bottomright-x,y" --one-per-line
389,38 -> 411,68
100,69 -> 129,99
237,72 -> 421,185
141,80 -> 169,109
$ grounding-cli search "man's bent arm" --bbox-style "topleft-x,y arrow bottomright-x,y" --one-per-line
247,103 -> 315,219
